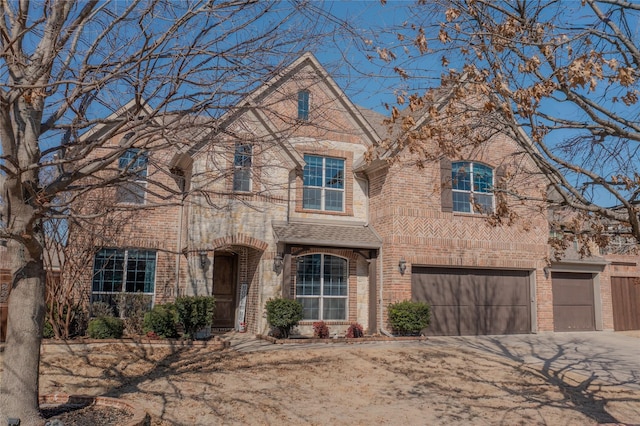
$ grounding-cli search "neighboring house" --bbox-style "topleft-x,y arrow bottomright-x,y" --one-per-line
70,52 -> 635,336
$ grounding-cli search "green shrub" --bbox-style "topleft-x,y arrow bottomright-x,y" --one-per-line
174,296 -> 215,339
42,321 -> 54,339
87,316 -> 124,339
143,303 -> 178,338
265,298 -> 303,338
388,300 -> 431,336
313,321 -> 330,339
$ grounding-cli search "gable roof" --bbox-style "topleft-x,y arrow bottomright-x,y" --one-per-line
78,98 -> 158,143
188,52 -> 382,165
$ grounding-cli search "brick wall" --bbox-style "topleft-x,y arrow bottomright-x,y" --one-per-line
368,134 -> 551,332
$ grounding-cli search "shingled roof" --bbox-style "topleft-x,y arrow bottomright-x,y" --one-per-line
272,220 -> 382,249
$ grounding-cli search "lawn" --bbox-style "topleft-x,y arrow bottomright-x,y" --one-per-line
5,338 -> 640,425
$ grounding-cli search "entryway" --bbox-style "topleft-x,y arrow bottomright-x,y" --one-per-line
212,252 -> 237,329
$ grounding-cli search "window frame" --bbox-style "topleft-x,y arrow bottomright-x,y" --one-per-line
91,248 -> 157,302
451,161 -> 494,214
116,148 -> 148,204
232,142 -> 253,193
297,90 -> 310,121
302,154 -> 345,212
295,253 -> 348,321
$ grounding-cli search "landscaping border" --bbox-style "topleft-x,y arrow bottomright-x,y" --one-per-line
40,394 -> 148,426
256,334 -> 428,344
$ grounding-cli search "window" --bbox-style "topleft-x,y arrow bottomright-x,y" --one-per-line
232,143 -> 252,192
303,155 -> 344,212
92,248 -> 156,304
296,254 -> 347,320
116,149 -> 148,204
451,161 -> 493,213
298,90 -> 310,120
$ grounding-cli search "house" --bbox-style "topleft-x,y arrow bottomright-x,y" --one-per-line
71,52 -> 634,336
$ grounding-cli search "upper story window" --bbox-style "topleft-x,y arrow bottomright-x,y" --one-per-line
233,142 -> 252,192
297,90 -> 310,121
303,155 -> 344,212
296,254 -> 348,321
116,148 -> 148,204
452,161 -> 493,214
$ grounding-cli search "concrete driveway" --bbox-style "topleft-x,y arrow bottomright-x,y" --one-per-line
427,331 -> 640,390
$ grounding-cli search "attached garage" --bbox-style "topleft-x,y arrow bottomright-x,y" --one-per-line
551,272 -> 595,332
611,277 -> 640,331
412,267 -> 532,336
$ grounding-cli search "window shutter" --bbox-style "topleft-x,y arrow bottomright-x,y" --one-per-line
440,157 -> 453,212
495,165 -> 507,192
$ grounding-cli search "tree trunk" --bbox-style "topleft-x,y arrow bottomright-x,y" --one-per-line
0,230 -> 46,422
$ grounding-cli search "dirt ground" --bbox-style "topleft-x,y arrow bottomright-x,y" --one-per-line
2,334 -> 640,425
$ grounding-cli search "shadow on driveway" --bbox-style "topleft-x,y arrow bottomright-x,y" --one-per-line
427,332 -> 640,424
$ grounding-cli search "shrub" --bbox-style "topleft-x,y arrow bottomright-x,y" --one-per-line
143,303 -> 178,339
117,293 -> 152,336
90,301 -> 114,318
87,316 -> 124,339
71,307 -> 89,337
346,322 -> 364,338
42,321 -> 54,339
388,300 -> 431,336
312,321 -> 330,339
265,298 -> 303,338
174,296 -> 215,339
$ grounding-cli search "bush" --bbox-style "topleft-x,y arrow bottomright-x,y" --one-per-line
265,298 -> 303,338
90,301 -> 114,318
346,322 -> 364,338
42,321 -> 54,339
87,316 -> 124,339
312,321 -> 330,339
117,293 -> 152,336
174,296 -> 215,339
388,300 -> 431,336
143,303 -> 178,338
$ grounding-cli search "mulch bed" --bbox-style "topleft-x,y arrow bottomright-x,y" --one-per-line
41,404 -> 133,426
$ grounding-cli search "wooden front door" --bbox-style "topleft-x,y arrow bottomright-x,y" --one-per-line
212,253 -> 236,329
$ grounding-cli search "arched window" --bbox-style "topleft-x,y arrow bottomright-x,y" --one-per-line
451,162 -> 494,213
296,254 -> 347,320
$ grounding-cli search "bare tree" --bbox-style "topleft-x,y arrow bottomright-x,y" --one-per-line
0,0 -> 362,420
373,0 -> 640,248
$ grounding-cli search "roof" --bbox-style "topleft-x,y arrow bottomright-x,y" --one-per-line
272,220 -> 382,249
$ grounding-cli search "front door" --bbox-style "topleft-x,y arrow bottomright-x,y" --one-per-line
212,252 -> 237,329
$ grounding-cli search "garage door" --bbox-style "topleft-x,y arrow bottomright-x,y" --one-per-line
552,272 -> 595,332
412,267 -> 531,336
611,277 -> 640,331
